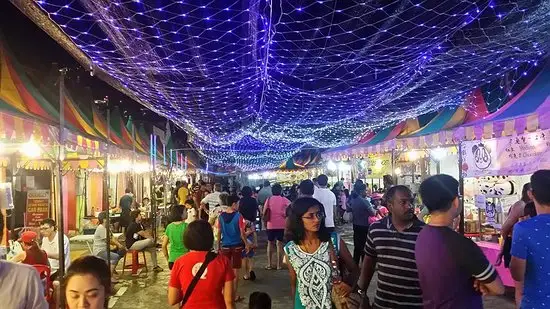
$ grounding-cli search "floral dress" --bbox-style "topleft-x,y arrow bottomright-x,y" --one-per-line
284,234 -> 339,309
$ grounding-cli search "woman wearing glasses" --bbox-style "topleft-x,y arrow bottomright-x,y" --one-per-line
284,197 -> 357,309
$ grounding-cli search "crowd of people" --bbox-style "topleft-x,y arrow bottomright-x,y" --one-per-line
1,169 -> 549,309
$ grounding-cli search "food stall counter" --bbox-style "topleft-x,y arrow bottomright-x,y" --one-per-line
476,241 -> 514,287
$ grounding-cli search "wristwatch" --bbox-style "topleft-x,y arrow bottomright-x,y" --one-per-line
354,284 -> 367,297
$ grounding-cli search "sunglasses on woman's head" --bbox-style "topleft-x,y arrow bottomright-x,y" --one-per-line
302,212 -> 325,220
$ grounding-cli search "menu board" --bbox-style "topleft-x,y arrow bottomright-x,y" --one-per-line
26,190 -> 50,227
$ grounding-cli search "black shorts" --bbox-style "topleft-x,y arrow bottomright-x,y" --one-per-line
503,236 -> 512,268
326,227 -> 335,233
267,229 -> 284,242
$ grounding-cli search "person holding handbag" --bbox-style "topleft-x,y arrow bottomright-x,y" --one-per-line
168,220 -> 236,309
262,183 -> 291,270
284,197 -> 357,309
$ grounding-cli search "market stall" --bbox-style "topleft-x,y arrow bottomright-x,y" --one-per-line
459,128 -> 550,287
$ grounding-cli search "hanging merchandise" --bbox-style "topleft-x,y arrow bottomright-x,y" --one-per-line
0,183 -> 14,209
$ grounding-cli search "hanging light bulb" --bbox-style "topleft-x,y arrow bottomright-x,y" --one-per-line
21,139 -> 42,158
430,147 -> 447,161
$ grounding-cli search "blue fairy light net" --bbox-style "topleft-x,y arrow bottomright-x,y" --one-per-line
35,0 -> 550,170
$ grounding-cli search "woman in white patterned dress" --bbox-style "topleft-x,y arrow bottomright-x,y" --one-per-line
284,197 -> 357,309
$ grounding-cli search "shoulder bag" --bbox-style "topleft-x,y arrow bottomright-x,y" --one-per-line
328,240 -> 361,309
262,197 -> 271,223
180,251 -> 217,308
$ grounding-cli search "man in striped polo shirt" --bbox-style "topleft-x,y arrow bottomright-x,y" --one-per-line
356,185 -> 425,309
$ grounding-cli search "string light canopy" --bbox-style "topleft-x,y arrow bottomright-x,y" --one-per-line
31,0 -> 550,170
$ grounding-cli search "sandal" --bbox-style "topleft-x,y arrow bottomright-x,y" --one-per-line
235,296 -> 245,303
250,271 -> 256,281
243,275 -> 250,280
264,265 -> 274,270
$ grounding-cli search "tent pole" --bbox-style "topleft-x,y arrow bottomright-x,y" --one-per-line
104,106 -> 111,273
57,68 -> 67,309
458,142 -> 465,234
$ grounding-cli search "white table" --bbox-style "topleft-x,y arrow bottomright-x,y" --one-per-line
70,233 -> 123,253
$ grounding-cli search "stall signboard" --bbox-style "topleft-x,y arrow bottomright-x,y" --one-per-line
364,153 -> 392,178
26,190 -> 50,227
461,129 -> 550,177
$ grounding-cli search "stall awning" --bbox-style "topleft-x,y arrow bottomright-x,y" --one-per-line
0,110 -> 56,143
323,64 -> 550,160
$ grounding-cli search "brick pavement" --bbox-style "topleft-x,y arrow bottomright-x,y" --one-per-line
108,224 -> 516,309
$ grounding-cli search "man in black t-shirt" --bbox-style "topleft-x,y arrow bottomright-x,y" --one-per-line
119,188 -> 134,230
416,175 -> 504,309
125,210 -> 163,272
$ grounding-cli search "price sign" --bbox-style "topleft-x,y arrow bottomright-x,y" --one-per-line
474,195 -> 486,209
26,190 -> 50,227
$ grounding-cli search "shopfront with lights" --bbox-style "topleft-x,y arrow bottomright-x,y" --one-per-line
456,128 -> 550,287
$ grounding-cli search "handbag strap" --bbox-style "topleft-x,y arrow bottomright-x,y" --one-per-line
181,251 -> 217,307
327,240 -> 342,283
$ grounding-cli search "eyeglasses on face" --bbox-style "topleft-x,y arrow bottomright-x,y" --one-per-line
302,212 -> 325,220
39,226 -> 52,230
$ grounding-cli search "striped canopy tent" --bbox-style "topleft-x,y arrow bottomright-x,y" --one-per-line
323,64 -> 550,161
0,39 -> 163,157
324,107 -> 469,160
279,149 -> 323,170
452,64 -> 550,141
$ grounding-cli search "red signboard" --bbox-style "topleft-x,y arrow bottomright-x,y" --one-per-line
26,190 -> 50,227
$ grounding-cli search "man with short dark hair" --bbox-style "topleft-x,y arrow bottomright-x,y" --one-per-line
313,174 -> 337,232
0,211 -> 49,308
416,174 -> 504,309
125,210 -> 163,272
298,179 -> 314,197
39,218 -> 71,275
119,188 -> 134,231
357,185 -> 424,308
511,170 -> 550,309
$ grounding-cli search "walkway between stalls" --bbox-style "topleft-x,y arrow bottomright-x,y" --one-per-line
106,224 -> 516,309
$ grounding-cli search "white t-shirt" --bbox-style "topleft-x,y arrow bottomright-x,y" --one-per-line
201,191 -> 222,207
313,187 -> 337,228
41,231 -> 71,272
0,260 -> 49,309
92,224 -> 108,255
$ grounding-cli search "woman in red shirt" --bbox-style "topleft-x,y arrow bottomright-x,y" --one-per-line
10,231 -> 48,266
168,220 -> 235,309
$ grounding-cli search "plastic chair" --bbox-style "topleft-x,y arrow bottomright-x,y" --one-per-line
33,264 -> 53,303
122,250 -> 148,275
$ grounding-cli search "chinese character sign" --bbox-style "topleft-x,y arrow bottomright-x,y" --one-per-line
462,129 -> 550,177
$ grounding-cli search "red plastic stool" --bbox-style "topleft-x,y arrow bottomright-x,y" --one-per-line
122,250 -> 148,275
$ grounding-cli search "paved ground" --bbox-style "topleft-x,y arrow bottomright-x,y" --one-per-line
97,223 -> 516,309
